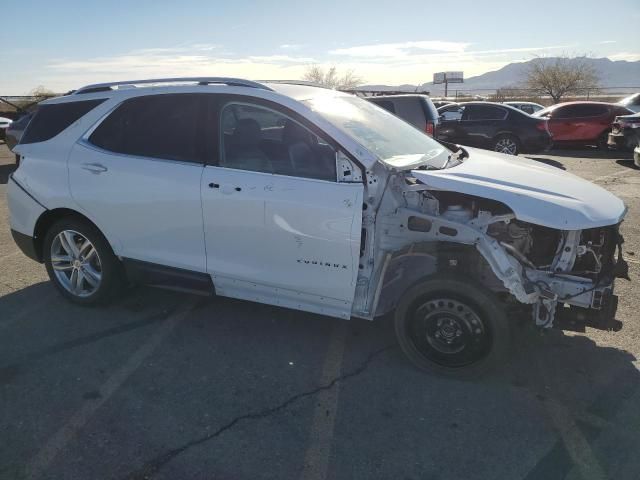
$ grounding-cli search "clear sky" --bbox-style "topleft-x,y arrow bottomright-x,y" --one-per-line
1,0 -> 639,94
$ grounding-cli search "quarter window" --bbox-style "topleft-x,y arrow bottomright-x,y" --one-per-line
219,103 -> 337,181
89,94 -> 204,163
21,99 -> 106,144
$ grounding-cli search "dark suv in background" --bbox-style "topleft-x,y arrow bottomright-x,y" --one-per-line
436,102 -> 551,155
367,94 -> 439,137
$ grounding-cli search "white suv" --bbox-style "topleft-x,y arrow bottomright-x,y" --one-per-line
8,78 -> 630,376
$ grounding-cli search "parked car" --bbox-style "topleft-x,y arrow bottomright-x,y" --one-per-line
608,112 -> 640,167
437,102 -> 463,121
0,116 -> 12,140
9,78 -> 628,377
366,94 -> 439,137
5,112 -> 33,164
617,93 -> 640,113
437,102 -> 551,155
432,100 -> 454,109
503,101 -> 544,115
533,101 -> 633,148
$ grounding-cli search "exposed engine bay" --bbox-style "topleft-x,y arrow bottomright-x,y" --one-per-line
353,168 -> 629,331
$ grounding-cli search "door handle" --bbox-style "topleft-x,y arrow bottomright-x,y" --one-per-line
81,162 -> 108,174
209,182 -> 241,194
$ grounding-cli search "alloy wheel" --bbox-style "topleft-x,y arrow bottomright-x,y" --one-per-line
50,230 -> 102,297
494,137 -> 518,155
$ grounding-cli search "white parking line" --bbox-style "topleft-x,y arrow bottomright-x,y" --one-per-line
25,297 -> 197,479
543,399 -> 607,480
300,322 -> 348,480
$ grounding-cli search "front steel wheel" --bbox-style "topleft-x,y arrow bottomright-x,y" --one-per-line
395,276 -> 510,377
410,298 -> 492,368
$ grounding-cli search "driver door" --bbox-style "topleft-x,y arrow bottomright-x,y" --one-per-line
201,97 -> 364,319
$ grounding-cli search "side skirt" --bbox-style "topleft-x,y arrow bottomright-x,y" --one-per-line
122,258 -> 214,297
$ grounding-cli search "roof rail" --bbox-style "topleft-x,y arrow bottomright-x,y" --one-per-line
74,77 -> 273,95
257,80 -> 332,90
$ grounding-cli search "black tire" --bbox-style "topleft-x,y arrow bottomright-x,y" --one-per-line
394,276 -> 511,378
597,131 -> 610,150
43,216 -> 123,305
493,134 -> 520,156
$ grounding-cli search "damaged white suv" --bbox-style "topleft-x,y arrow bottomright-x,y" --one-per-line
8,78 -> 629,376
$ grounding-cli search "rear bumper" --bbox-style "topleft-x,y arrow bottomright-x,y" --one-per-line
10,229 -> 40,262
8,174 -> 46,261
522,134 -> 552,153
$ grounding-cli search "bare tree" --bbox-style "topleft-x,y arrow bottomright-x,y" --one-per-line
302,65 -> 363,90
30,86 -> 57,101
525,56 -> 599,103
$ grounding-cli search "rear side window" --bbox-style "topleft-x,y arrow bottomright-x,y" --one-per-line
370,99 -> 396,114
89,94 -> 204,163
464,105 -> 507,121
555,105 -> 607,118
393,97 -> 426,128
21,99 -> 106,144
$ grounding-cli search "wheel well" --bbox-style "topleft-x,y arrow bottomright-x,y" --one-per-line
375,242 -> 507,317
493,131 -> 518,142
33,208 -> 102,262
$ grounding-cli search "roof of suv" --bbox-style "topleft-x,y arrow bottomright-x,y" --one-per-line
41,78 -> 348,106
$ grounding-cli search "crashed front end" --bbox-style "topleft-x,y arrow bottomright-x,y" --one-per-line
357,152 -> 629,331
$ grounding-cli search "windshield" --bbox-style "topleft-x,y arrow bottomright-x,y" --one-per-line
303,95 -> 451,169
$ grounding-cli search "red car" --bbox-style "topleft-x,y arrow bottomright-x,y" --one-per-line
534,101 -> 633,148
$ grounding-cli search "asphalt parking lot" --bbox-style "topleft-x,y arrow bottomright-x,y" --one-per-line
1,143 -> 639,480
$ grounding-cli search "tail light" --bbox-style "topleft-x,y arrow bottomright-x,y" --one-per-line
536,121 -> 550,135
426,121 -> 435,137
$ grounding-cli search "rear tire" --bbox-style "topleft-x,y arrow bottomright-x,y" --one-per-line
43,217 -> 122,305
394,276 -> 511,378
597,131 -> 610,150
493,134 -> 520,155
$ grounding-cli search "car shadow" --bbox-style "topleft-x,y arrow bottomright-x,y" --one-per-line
616,159 -> 639,170
546,146 -> 633,160
526,157 -> 567,170
0,162 -> 16,184
1,282 -> 639,478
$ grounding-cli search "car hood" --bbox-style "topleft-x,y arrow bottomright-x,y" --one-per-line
411,147 -> 626,230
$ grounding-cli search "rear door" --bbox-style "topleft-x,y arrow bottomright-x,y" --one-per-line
458,104 -> 509,148
437,105 -> 465,142
68,94 -> 207,272
548,104 -> 608,141
201,97 -> 364,319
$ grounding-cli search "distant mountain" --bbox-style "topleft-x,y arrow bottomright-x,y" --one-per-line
358,57 -> 640,96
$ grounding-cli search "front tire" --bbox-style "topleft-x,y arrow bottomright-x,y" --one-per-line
394,276 -> 511,378
43,217 -> 122,305
493,134 -> 520,155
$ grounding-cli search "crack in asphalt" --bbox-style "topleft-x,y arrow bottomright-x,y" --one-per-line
124,345 -> 394,479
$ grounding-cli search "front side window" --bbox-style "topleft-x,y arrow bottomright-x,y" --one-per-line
440,105 -> 464,121
305,95 -> 450,170
89,94 -> 203,163
220,103 -> 337,181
